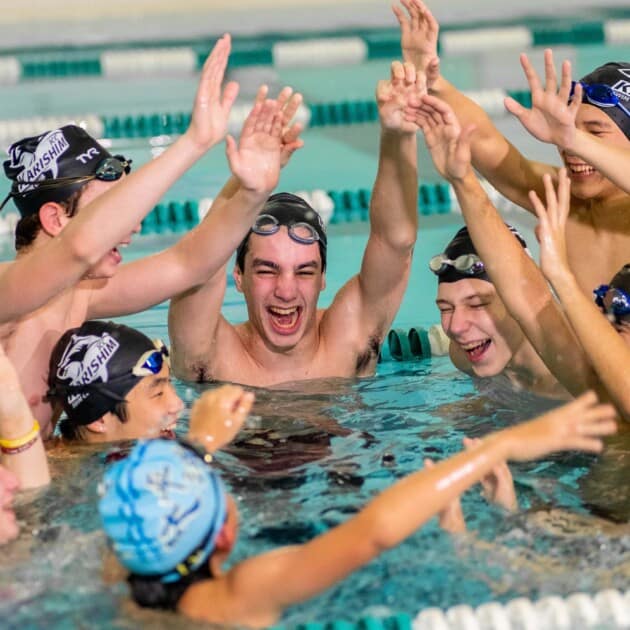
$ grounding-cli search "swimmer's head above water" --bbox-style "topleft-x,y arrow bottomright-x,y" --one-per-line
573,63 -> 630,141
1,124 -> 131,218
594,264 -> 630,334
46,320 -> 183,442
235,192 -> 328,272
433,225 -> 531,378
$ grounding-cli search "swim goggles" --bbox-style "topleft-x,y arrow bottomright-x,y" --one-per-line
570,81 -> 630,118
250,213 -> 322,245
429,253 -> 485,276
131,340 -> 170,377
0,155 -> 132,211
593,284 -> 630,323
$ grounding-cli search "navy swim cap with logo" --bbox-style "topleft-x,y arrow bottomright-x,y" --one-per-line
236,192 -> 328,271
47,320 -> 165,426
578,63 -> 630,140
435,225 -> 529,284
2,124 -> 113,217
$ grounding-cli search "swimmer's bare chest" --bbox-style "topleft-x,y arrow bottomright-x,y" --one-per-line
566,214 -> 630,295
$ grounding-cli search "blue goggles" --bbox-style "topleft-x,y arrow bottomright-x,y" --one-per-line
594,284 -> 630,323
571,81 -> 630,118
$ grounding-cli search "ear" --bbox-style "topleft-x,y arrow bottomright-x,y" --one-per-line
320,271 -> 326,292
232,264 -> 244,293
214,522 -> 236,553
38,202 -> 71,237
84,416 -> 109,434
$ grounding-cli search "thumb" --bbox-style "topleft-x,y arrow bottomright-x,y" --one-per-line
225,134 -> 238,165
504,96 -> 526,120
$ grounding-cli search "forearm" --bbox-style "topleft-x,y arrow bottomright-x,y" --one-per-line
550,271 -> 630,419
570,131 -> 630,194
172,186 -> 267,284
360,432 -> 509,549
369,130 -> 418,250
0,374 -> 50,488
66,133 -> 208,265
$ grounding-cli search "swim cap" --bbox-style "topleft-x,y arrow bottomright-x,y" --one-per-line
236,192 -> 328,271
434,225 -> 528,284
47,320 -> 166,426
99,439 -> 227,582
2,124 -> 113,217
578,63 -> 630,140
610,263 -> 630,293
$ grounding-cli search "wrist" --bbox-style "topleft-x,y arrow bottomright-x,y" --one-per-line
447,167 -> 476,187
0,419 -> 40,454
179,129 -> 218,158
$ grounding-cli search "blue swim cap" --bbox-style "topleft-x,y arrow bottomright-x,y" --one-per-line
98,439 -> 227,583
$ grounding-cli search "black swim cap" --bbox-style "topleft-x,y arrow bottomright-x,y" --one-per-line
578,63 -> 630,140
47,321 -> 163,426
435,224 -> 528,284
610,263 -> 630,293
235,192 -> 328,272
2,124 -> 113,217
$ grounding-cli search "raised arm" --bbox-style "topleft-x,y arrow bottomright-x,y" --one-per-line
167,90 -> 304,381
395,0 -> 553,210
323,61 -> 419,352
0,34 -> 238,325
0,344 -> 50,489
505,49 -> 630,195
222,392 -> 616,625
88,88 -> 291,320
531,170 -> 630,420
410,94 -> 602,396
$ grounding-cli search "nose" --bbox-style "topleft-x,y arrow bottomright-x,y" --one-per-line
132,223 -> 142,235
168,386 -> 185,417
273,272 -> 297,301
445,306 -> 469,338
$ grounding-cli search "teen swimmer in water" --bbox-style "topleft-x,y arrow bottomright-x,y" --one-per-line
393,0 -> 630,297
99,392 -> 616,626
0,34 -> 301,438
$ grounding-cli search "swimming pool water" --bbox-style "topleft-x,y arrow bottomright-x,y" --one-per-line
0,38 -> 628,627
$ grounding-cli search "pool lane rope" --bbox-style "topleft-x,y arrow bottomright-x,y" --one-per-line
271,588 -> 630,629
2,14 -> 630,83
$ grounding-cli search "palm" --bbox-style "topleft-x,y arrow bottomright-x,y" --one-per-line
230,132 -> 281,192
426,125 -> 467,180
378,82 -> 422,133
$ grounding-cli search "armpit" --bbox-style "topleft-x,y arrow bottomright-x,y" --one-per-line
355,335 -> 382,373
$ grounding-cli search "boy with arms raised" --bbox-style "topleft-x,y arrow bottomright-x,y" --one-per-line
0,35 -> 297,437
169,60 -> 422,386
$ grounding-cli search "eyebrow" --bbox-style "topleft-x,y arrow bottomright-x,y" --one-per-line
296,261 -> 319,270
582,119 -> 613,130
436,292 -> 494,305
252,258 -> 280,270
148,377 -> 170,390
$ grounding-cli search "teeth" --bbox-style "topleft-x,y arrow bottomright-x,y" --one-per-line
568,164 -> 595,175
461,341 -> 486,351
269,306 -> 297,315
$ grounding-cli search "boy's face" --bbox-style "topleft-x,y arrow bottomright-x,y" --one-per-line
436,278 -> 524,377
69,176 -> 140,280
234,227 -> 326,352
104,362 -> 184,441
560,104 -> 630,201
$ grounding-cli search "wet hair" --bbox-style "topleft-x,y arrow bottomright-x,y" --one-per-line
56,400 -> 129,442
128,562 -> 213,611
14,187 -> 84,251
610,264 -> 630,293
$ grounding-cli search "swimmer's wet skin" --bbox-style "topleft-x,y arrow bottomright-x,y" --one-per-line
99,391 -> 616,627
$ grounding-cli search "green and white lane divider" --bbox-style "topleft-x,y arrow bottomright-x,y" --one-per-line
1,14 -> 629,83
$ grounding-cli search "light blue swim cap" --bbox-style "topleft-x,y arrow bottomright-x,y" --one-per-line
98,439 -> 227,583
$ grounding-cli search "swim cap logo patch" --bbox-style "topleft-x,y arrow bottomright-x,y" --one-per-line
9,129 -> 70,193
56,332 -> 120,407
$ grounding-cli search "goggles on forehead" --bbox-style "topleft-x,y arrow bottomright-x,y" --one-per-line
571,81 -> 630,118
131,340 -> 170,377
251,213 -> 321,246
429,253 -> 485,277
0,155 -> 132,211
594,284 -> 630,323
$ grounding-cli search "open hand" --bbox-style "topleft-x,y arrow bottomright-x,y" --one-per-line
410,94 -> 475,181
376,61 -> 425,133
463,437 -> 517,511
529,168 -> 572,283
392,0 -> 440,90
504,49 -> 580,151
504,391 -> 617,462
186,34 -> 240,151
226,92 -> 284,193
187,385 -> 255,452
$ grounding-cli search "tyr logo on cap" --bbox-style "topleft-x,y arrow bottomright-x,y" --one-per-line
10,129 -> 70,194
